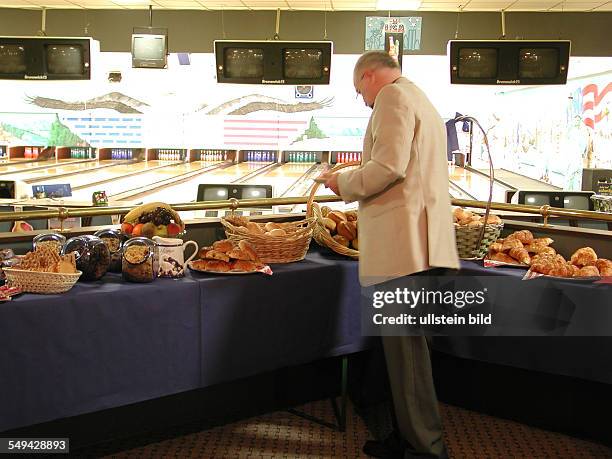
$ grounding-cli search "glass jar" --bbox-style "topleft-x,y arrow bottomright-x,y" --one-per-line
32,233 -> 66,255
94,228 -> 127,273
122,237 -> 156,283
62,235 -> 111,281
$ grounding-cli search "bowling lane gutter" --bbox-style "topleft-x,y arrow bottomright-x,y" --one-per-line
69,160 -> 198,191
232,162 -> 281,184
0,158 -> 96,177
24,160 -> 136,184
280,163 -> 328,213
111,161 -> 239,201
449,181 -> 476,200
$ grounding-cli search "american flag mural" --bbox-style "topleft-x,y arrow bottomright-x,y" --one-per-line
582,82 -> 611,130
223,117 -> 308,148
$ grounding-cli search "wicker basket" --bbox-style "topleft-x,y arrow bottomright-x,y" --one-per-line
455,223 -> 504,259
3,268 -> 82,294
221,218 -> 315,264
306,161 -> 360,259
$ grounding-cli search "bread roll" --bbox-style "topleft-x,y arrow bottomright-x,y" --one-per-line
322,217 -> 336,233
595,259 -> 612,276
264,222 -> 283,232
570,247 -> 597,267
246,222 -> 265,234
575,265 -> 600,277
327,210 -> 347,225
337,221 -> 357,241
351,238 -> 359,250
267,228 -> 286,237
345,210 -> 358,222
320,206 -> 332,217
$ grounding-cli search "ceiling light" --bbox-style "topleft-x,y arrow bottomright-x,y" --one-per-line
376,0 -> 422,10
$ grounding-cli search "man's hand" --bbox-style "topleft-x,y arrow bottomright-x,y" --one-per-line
317,172 -> 340,196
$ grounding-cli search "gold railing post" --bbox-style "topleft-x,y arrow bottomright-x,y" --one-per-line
540,205 -> 551,228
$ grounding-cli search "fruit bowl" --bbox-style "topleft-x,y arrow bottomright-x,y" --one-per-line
120,202 -> 185,239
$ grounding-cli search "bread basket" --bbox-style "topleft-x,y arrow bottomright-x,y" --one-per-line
455,222 -> 504,259
3,268 -> 82,294
306,161 -> 360,259
221,217 -> 315,264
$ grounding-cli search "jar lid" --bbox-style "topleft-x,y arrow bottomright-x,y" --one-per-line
62,235 -> 104,260
94,229 -> 126,253
123,237 -> 155,265
33,232 -> 66,245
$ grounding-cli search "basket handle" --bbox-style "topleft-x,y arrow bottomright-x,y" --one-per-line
306,161 -> 360,218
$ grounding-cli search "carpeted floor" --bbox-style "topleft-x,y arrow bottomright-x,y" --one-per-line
99,400 -> 612,458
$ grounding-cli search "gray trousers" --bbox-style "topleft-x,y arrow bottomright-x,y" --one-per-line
382,335 -> 444,458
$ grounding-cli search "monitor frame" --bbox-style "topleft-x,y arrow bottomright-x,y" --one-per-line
0,36 -> 94,80
214,40 -> 332,85
517,190 -> 594,211
197,183 -> 273,208
448,40 -> 571,85
131,30 -> 168,69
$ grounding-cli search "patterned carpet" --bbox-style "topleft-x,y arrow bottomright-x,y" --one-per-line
100,400 -> 612,458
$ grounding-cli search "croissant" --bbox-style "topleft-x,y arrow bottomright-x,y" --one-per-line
594,259 -> 612,276
566,263 -> 580,277
502,239 -> 524,252
548,264 -> 573,277
509,247 -> 531,265
575,266 -> 600,277
524,244 -> 556,255
507,230 -> 534,245
570,247 -> 597,267
489,252 -> 517,264
489,242 -> 504,253
532,237 -> 554,246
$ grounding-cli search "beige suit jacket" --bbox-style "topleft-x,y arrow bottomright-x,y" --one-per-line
338,77 -> 459,286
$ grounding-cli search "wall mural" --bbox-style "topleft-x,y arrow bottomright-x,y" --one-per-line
0,52 -> 610,190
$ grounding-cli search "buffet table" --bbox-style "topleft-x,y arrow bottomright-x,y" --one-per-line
1,248 -> 611,433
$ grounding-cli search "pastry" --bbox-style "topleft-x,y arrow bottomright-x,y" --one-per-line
332,234 -> 350,247
225,215 -> 250,227
204,250 -> 230,263
570,247 -> 597,267
508,247 -> 531,265
246,222 -> 265,234
594,259 -> 612,276
337,221 -> 357,241
264,222 -> 283,232
489,252 -> 517,264
575,265 -> 600,277
205,260 -> 231,272
238,240 -> 260,262
502,239 -> 523,252
231,260 -> 259,272
266,228 -> 287,237
488,242 -> 504,253
524,244 -> 556,255
227,248 -> 251,261
532,237 -> 554,246
212,239 -> 234,253
506,230 -> 534,245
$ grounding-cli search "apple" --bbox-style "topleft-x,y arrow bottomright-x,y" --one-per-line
121,222 -> 134,234
132,223 -> 144,237
153,224 -> 168,237
167,223 -> 182,237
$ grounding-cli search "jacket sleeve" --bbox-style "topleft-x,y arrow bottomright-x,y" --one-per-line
337,84 -> 415,203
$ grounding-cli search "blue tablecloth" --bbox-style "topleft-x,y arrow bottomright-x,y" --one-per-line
0,249 -> 369,432
1,249 -> 610,432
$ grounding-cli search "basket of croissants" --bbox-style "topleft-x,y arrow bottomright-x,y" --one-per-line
306,161 -> 360,259
221,214 -> 315,264
453,207 -> 504,259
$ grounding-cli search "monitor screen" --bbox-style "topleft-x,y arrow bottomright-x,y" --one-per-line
564,195 -> 590,210
519,48 -> 559,79
283,48 -> 323,79
524,194 -> 550,206
0,44 -> 26,74
202,187 -> 229,201
45,44 -> 85,75
458,48 -> 498,79
224,48 -> 264,78
133,35 -> 165,61
240,187 -> 267,199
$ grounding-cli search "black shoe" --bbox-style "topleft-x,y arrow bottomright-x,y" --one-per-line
403,444 -> 449,459
363,432 -> 405,459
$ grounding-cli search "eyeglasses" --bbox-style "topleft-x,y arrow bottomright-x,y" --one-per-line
355,73 -> 366,99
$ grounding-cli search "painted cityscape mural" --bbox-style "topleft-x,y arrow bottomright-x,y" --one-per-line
0,51 -> 610,190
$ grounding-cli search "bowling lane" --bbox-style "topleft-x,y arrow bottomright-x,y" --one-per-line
242,162 -> 315,197
124,161 -> 272,204
449,165 -> 511,203
34,160 -> 182,189
484,169 -> 561,191
0,158 -> 84,174
72,161 -> 216,200
5,160 -> 122,182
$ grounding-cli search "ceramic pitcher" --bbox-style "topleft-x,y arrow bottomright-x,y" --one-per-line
152,236 -> 198,278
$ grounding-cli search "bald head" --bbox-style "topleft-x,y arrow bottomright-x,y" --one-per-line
354,51 -> 401,78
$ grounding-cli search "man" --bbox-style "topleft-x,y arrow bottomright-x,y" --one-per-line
319,51 -> 459,458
